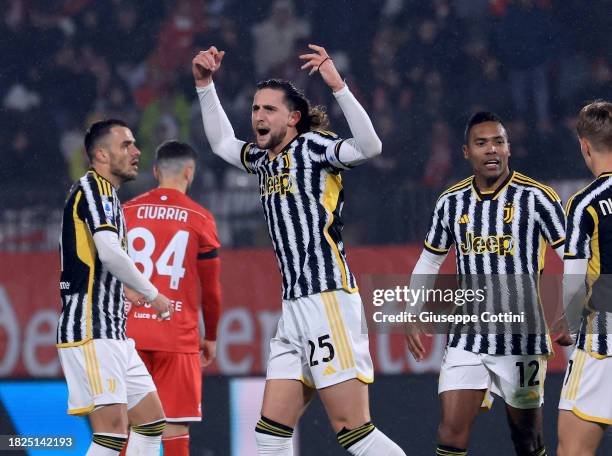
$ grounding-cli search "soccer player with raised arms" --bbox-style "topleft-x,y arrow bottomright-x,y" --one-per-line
405,112 -> 566,455
193,45 -> 405,455
558,100 -> 612,456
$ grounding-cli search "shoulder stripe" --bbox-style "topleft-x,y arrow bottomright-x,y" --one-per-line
440,177 -> 473,197
565,194 -> 578,214
566,178 -> 602,214
512,175 -> 559,201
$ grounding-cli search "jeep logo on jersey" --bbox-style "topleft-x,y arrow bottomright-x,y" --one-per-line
459,232 -> 515,256
261,172 -> 294,197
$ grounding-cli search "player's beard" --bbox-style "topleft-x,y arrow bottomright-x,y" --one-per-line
110,158 -> 138,183
258,125 -> 287,150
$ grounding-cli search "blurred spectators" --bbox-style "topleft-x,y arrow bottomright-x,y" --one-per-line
251,0 -> 310,78
1,0 -> 611,246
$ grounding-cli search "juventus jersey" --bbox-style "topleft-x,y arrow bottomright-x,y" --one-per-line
424,171 -> 566,355
57,170 -> 128,346
565,173 -> 612,357
240,130 -> 358,300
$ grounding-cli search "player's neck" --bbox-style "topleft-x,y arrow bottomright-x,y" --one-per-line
590,154 -> 612,177
91,165 -> 121,189
268,130 -> 299,158
474,167 -> 510,193
158,179 -> 187,194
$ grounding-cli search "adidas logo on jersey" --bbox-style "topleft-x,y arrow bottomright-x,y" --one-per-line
458,214 -> 470,224
323,364 -> 337,376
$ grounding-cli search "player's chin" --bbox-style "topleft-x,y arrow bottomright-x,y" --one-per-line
480,166 -> 503,180
121,170 -> 138,182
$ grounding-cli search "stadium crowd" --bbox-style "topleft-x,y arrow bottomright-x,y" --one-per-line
1,0 -> 610,245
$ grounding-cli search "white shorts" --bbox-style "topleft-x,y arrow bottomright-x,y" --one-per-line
58,338 -> 156,416
559,348 -> 612,424
267,290 -> 374,389
439,347 -> 547,409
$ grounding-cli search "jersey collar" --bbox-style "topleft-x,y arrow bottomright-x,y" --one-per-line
266,134 -> 300,161
470,170 -> 515,201
89,168 -> 116,190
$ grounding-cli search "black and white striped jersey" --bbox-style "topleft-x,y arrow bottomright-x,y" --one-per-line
240,130 -> 358,300
424,171 -> 566,355
565,173 -> 612,357
57,170 -> 127,346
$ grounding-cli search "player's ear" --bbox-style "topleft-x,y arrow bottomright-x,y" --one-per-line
288,110 -> 301,128
579,137 -> 591,158
94,147 -> 109,164
153,165 -> 160,181
185,162 -> 195,183
462,144 -> 469,160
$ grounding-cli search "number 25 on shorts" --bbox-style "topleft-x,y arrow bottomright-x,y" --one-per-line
308,334 -> 335,367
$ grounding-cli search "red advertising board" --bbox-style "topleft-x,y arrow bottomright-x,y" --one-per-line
0,246 -> 569,378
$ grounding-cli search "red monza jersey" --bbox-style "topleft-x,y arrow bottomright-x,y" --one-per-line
123,188 -> 220,353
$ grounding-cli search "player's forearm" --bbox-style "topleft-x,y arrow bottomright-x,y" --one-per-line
407,250 -> 447,313
562,258 -> 588,332
333,85 -> 382,164
198,256 -> 221,341
196,83 -> 245,168
93,231 -> 158,301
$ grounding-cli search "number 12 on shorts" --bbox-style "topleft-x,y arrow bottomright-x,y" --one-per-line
308,334 -> 335,367
516,360 -> 540,388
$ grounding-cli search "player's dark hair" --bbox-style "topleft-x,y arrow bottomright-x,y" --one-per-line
464,111 -> 507,144
155,140 -> 198,176
256,79 -> 329,134
84,119 -> 129,162
156,140 -> 198,163
577,100 -> 612,152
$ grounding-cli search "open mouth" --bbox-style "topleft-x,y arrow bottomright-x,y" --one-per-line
256,127 -> 270,136
131,160 -> 139,169
484,158 -> 499,170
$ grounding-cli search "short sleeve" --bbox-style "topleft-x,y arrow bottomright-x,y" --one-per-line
423,196 -> 454,255
197,213 -> 221,260
565,196 -> 595,260
78,173 -> 118,234
534,189 -> 566,248
305,131 -> 351,172
240,142 -> 267,174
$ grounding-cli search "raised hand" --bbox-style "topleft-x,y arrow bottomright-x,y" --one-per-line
299,44 -> 345,92
192,46 -> 226,87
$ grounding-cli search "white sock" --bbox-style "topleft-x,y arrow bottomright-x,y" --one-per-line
338,424 -> 406,456
87,433 -> 127,455
125,419 -> 165,455
255,431 -> 293,455
255,416 -> 294,455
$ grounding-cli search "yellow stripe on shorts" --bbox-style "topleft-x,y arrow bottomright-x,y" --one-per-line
322,292 -> 347,370
330,292 -> 355,368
